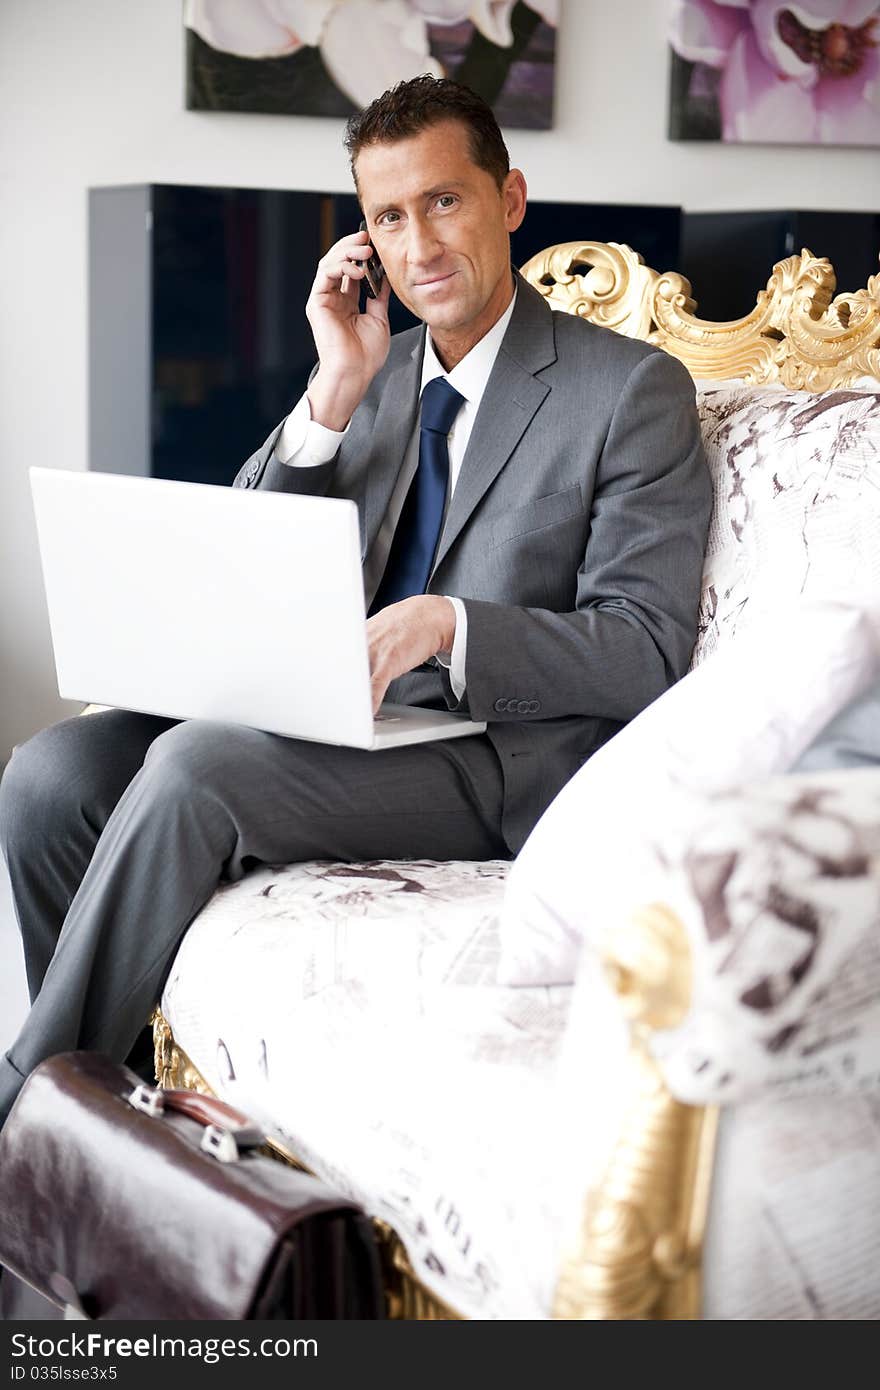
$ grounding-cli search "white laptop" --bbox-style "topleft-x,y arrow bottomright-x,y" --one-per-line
29,468 -> 487,751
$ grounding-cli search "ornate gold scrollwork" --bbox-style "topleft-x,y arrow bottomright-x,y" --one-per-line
150,1008 -> 212,1095
520,240 -> 679,341
372,1219 -> 461,1321
781,266 -> 880,388
552,906 -> 718,1321
521,241 -> 880,390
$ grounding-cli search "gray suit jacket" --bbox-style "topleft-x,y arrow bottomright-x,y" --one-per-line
233,273 -> 712,852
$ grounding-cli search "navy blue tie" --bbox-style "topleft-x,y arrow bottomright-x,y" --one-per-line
370,376 -> 465,611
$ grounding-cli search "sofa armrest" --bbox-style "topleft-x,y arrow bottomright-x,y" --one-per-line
648,767 -> 880,1105
550,765 -> 879,1318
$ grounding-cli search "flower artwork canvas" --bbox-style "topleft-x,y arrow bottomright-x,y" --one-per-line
668,1 -> 880,146
185,0 -> 558,128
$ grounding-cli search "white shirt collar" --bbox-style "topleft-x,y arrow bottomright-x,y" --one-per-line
420,284 -> 517,404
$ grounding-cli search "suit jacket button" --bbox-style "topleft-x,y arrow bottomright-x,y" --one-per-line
493,697 -> 507,713
528,700 -> 540,713
517,699 -> 529,714
506,698 -> 518,713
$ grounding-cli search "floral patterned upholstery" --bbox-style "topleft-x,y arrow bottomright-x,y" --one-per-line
693,383 -> 880,664
649,768 -> 880,1102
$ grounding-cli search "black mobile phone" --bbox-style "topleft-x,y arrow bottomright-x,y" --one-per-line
358,219 -> 385,299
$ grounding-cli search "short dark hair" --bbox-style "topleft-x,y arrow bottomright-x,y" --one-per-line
344,74 -> 510,193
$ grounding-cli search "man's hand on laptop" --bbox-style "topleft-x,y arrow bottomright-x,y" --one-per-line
305,229 -> 392,432
367,596 -> 457,715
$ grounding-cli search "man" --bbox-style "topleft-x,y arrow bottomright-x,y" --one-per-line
0,76 -> 711,1129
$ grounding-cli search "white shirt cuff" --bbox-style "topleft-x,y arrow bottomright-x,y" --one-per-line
435,596 -> 467,701
276,392 -> 349,466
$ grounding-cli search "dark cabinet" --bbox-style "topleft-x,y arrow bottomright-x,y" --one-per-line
90,184 -> 326,487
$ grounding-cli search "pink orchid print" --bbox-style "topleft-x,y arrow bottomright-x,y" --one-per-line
669,1 -> 880,144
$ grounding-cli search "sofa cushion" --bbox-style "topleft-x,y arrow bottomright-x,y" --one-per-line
161,857 -> 574,1320
498,596 -> 880,987
693,381 -> 880,664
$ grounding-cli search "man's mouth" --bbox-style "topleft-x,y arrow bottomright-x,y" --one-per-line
414,271 -> 456,288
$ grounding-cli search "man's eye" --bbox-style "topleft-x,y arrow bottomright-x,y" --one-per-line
377,210 -> 401,226
436,194 -> 457,209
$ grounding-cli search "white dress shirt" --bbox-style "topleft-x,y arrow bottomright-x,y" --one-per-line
276,287 -> 517,698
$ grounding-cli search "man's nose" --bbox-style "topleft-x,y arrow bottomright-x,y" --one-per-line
406,217 -> 443,268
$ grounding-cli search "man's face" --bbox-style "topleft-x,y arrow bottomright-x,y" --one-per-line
355,120 -> 526,359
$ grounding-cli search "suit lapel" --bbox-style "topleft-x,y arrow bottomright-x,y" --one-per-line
431,275 -> 557,574
361,333 -> 424,559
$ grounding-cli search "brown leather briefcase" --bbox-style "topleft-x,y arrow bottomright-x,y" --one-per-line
0,1052 -> 384,1320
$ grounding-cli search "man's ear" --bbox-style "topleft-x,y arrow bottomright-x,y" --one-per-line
503,169 -> 527,233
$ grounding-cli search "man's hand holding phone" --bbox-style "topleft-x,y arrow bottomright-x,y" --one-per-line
305,225 -> 391,433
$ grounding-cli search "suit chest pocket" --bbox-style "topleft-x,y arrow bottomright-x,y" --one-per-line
490,484 -> 584,549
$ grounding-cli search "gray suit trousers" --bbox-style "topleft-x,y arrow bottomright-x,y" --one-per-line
0,711 -> 506,1128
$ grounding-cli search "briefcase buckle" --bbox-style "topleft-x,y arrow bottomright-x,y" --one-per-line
200,1124 -> 241,1164
127,1083 -> 164,1118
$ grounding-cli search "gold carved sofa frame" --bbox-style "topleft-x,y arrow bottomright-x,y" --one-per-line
149,241 -> 880,1320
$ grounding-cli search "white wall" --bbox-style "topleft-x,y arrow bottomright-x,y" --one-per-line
1,0 -> 878,763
